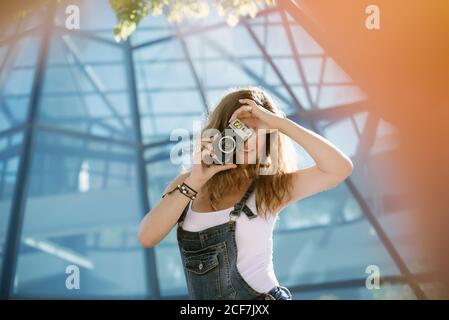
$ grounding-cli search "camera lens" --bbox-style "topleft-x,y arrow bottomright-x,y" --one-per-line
218,136 -> 236,153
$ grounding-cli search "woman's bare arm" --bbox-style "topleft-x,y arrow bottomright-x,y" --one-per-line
278,117 -> 354,205
229,98 -> 353,208
137,173 -> 200,248
137,136 -> 237,248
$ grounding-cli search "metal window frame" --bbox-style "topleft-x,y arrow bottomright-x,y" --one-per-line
0,1 -> 428,300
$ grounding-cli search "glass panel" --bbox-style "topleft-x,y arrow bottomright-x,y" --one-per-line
322,117 -> 360,158
322,57 -> 353,84
0,130 -> 23,285
0,35 -> 40,131
317,85 -> 366,109
348,115 -> 425,274
39,33 -> 135,141
13,130 -> 148,298
130,15 -> 172,47
275,183 -> 401,287
134,39 -> 205,144
289,23 -> 324,55
0,0 -> 425,300
145,154 -> 186,297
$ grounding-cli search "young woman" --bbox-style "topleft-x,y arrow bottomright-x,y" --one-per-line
138,87 -> 353,300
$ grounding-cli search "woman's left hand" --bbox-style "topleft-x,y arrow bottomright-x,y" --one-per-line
228,98 -> 283,130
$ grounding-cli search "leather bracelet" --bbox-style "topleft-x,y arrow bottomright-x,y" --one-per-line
161,182 -> 198,200
179,181 -> 198,195
177,182 -> 198,200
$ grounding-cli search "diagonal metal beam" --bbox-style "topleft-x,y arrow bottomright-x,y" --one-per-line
0,4 -> 55,299
60,44 -> 135,141
174,25 -> 209,115
39,114 -> 132,137
59,35 -> 132,136
0,20 -> 23,127
315,54 -> 327,107
352,113 -> 380,166
34,123 -> 139,148
298,100 -> 368,122
62,43 -> 99,190
200,35 -> 292,108
124,39 -> 160,299
132,6 -> 278,51
280,6 -> 329,109
243,19 -> 305,111
280,8 -> 316,109
0,97 -> 19,126
280,0 -> 427,300
345,178 -> 427,299
0,26 -> 41,48
53,25 -> 120,47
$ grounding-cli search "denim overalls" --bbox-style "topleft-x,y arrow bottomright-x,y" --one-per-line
176,181 -> 292,300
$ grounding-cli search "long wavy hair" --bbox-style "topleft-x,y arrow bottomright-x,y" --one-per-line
198,86 -> 297,218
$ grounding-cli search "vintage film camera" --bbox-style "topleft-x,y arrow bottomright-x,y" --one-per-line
211,118 -> 254,165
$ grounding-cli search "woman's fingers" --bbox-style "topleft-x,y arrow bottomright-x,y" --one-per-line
194,132 -> 220,166
192,134 -> 205,165
229,98 -> 263,123
201,145 -> 216,165
205,133 -> 221,149
200,140 -> 212,153
201,138 -> 211,143
209,163 -> 237,174
239,98 -> 258,107
201,136 -> 216,158
201,151 -> 213,165
194,135 -> 214,164
201,133 -> 219,145
229,106 -> 248,122
229,105 -> 253,123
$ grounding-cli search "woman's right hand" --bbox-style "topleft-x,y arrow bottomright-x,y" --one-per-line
137,134 -> 236,248
185,134 -> 237,190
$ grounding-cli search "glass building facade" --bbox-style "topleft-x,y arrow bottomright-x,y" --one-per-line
0,0 -> 433,299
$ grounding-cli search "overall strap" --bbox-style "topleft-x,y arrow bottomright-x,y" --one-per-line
178,181 -> 257,228
229,181 -> 257,222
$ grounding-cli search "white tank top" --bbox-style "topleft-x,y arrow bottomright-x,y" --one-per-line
181,192 -> 280,293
